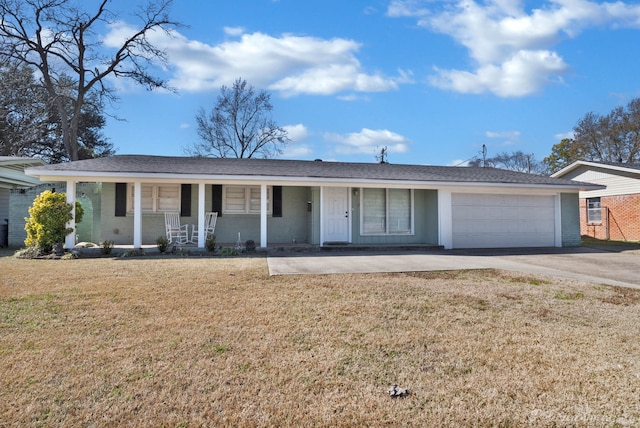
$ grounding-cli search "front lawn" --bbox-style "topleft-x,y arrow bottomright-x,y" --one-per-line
1,255 -> 639,426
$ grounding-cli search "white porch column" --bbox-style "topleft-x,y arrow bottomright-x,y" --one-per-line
554,193 -> 562,247
197,183 -> 206,248
133,182 -> 142,249
319,186 -> 324,246
438,189 -> 453,250
64,180 -> 76,250
260,184 -> 268,248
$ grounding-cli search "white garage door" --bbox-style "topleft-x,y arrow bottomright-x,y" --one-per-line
452,194 -> 556,249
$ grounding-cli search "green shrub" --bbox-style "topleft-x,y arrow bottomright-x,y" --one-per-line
156,236 -> 170,253
218,247 -> 238,257
121,249 -> 145,258
24,190 -> 83,253
205,235 -> 217,252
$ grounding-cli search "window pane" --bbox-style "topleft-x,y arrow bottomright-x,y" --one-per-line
157,185 -> 180,211
362,188 -> 385,234
129,184 -> 154,212
225,186 -> 246,213
249,187 -> 261,213
587,197 -> 601,223
247,186 -> 271,214
388,189 -> 411,233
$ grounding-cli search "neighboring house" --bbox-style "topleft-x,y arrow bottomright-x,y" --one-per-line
0,157 -> 46,247
552,161 -> 640,242
25,155 -> 601,250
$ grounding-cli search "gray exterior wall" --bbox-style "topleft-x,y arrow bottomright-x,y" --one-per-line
350,188 -> 439,245
560,192 -> 581,247
100,183 -> 311,246
214,186 -> 310,245
101,182 -> 198,245
0,188 -> 9,224
0,189 -> 7,247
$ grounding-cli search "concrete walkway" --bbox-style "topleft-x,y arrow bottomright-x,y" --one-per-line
267,247 -> 640,289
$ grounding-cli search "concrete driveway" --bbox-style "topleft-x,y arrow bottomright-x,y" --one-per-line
267,246 -> 640,288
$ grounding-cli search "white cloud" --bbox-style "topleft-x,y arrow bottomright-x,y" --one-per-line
389,0 -> 640,97
325,128 -> 410,155
554,131 -> 574,140
223,26 -> 245,37
283,124 -> 309,142
485,130 -> 520,139
386,0 -> 431,18
102,25 -> 407,96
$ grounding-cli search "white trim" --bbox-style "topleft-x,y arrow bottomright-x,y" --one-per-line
65,180 -> 76,250
552,160 -> 640,178
554,193 -> 562,247
133,182 -> 142,249
26,169 -> 599,192
197,183 -> 206,248
319,187 -> 324,246
260,184 -> 268,248
438,190 -> 453,250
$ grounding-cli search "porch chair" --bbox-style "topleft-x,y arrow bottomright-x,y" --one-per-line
191,212 -> 218,243
164,211 -> 189,245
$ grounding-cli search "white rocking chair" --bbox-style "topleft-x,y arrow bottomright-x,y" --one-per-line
191,212 -> 218,243
164,211 -> 189,245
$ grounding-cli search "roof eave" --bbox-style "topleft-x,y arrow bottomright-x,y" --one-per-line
26,169 -> 597,191
552,160 -> 640,177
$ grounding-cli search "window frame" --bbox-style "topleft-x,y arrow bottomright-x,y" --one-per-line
586,197 -> 602,224
360,187 -> 414,236
127,183 -> 181,213
222,185 -> 272,215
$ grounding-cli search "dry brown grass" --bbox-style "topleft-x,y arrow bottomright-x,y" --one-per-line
1,253 -> 640,427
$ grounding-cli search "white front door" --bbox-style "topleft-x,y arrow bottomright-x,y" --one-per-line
323,187 -> 350,243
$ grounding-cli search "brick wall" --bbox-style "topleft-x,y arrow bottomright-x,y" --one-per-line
580,194 -> 640,241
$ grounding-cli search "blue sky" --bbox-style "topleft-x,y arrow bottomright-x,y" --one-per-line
97,0 -> 640,166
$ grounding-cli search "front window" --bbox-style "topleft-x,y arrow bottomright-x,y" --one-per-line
587,197 -> 602,223
361,188 -> 413,235
223,185 -> 272,214
128,184 -> 180,213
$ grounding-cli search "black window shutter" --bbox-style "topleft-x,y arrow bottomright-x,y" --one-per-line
181,184 -> 192,217
272,186 -> 282,217
212,184 -> 222,217
115,183 -> 127,217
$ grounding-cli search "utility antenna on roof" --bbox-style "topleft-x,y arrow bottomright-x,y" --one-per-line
481,144 -> 487,167
376,146 -> 388,164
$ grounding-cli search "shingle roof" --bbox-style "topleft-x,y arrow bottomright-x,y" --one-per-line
28,155 -> 598,188
551,160 -> 640,178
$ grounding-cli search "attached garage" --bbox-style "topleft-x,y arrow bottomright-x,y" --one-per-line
452,193 -> 556,248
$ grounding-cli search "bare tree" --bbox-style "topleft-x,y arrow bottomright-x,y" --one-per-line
189,78 -> 290,158
468,150 -> 543,174
0,0 -> 180,161
0,62 -> 47,156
